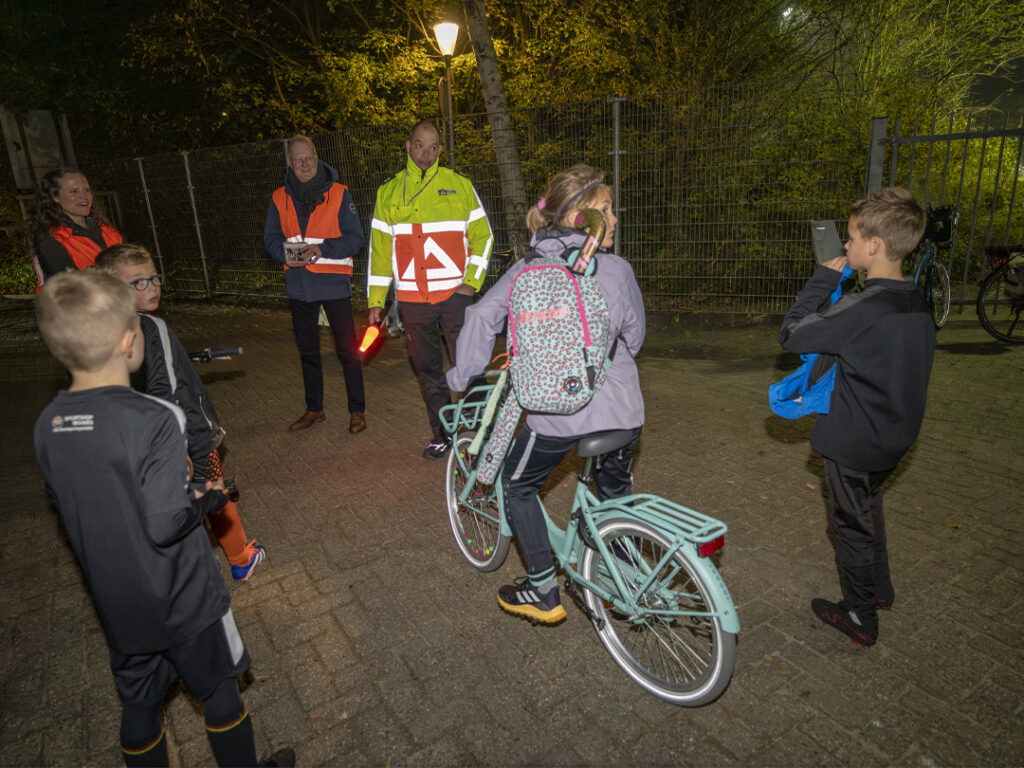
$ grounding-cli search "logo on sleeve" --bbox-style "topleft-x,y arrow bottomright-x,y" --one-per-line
437,189 -> 457,196
51,414 -> 94,433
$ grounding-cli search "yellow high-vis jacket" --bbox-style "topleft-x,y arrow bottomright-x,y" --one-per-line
368,155 -> 493,305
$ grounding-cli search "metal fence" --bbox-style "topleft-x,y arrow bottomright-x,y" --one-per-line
85,78 -> 1020,313
884,113 -> 1024,307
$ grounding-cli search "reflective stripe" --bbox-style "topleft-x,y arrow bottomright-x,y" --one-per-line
368,274 -> 392,287
315,257 -> 353,266
147,316 -> 178,393
221,609 -> 245,666
391,222 -> 414,235
422,220 -> 468,234
468,255 -> 488,268
371,217 -> 392,234
511,429 -> 538,481
468,206 -> 487,222
396,276 -> 462,292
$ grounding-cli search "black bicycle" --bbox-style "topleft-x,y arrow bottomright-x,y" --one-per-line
977,242 -> 1024,344
909,204 -> 956,329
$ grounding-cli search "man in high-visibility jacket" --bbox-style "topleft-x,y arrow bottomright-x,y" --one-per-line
264,135 -> 367,434
367,120 -> 493,459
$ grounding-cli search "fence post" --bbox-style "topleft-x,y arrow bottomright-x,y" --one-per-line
608,96 -> 627,254
865,117 -> 888,195
180,150 -> 212,298
135,158 -> 167,278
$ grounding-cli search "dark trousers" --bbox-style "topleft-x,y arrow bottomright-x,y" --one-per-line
399,293 -> 473,438
501,426 -> 642,578
290,297 -> 365,413
823,457 -> 894,623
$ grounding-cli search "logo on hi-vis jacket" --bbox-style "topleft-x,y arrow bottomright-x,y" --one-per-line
437,189 -> 457,196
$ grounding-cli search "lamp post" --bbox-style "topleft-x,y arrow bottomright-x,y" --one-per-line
433,21 -> 459,170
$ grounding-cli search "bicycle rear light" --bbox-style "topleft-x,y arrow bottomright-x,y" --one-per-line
698,535 -> 724,558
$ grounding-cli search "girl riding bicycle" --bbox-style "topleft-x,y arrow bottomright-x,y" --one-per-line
446,164 -> 646,624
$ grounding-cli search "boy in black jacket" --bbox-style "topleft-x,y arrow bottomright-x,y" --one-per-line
95,244 -> 266,582
779,187 -> 934,647
33,270 -> 292,766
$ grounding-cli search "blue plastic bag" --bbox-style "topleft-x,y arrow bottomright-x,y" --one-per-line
769,265 -> 853,420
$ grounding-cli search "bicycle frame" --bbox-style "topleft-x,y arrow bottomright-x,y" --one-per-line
913,242 -> 936,302
440,380 -> 740,634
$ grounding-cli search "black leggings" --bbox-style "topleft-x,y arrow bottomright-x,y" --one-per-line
501,426 -> 642,578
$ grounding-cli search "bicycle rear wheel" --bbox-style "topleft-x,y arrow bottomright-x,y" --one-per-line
977,265 -> 1024,344
928,261 -> 951,328
580,518 -> 736,706
445,431 -> 510,571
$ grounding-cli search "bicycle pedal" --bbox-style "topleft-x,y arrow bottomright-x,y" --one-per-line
564,578 -> 604,630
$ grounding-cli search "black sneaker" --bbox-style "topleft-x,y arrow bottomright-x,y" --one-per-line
259,747 -> 296,767
811,598 -> 877,647
497,577 -> 567,625
423,435 -> 452,460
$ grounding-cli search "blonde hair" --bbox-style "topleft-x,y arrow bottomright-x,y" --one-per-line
36,270 -> 137,373
94,243 -> 154,275
526,165 -> 608,232
850,187 -> 926,261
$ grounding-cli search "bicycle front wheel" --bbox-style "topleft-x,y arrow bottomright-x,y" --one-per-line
977,265 -> 1024,344
580,518 -> 736,706
929,261 -> 952,328
445,431 -> 510,571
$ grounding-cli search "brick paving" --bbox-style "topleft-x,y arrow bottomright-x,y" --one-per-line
1,296 -> 1021,767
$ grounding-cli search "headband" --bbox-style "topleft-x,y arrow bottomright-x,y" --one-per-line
551,181 -> 602,225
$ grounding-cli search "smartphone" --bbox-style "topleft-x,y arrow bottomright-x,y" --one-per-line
810,220 -> 845,264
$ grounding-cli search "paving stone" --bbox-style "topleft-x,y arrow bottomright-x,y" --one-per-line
2,301 -> 1022,766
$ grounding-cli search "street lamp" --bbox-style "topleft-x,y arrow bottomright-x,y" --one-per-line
433,21 -> 459,170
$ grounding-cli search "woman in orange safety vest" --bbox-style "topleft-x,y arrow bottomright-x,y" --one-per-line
32,167 -> 123,283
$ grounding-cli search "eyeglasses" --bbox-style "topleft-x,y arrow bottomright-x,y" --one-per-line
129,274 -> 163,291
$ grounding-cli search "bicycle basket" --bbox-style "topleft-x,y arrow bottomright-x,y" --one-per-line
923,204 -> 958,247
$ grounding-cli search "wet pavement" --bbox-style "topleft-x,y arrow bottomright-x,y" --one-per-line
1,296 -> 1021,766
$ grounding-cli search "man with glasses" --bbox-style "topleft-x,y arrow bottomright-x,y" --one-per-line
264,135 -> 367,434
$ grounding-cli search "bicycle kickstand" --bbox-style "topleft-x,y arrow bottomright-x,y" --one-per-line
563,576 -> 605,631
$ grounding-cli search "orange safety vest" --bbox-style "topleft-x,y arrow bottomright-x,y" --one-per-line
272,184 -> 353,276
50,221 -> 123,270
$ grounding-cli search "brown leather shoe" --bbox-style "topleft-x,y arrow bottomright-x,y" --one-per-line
348,412 -> 367,433
289,410 -> 325,431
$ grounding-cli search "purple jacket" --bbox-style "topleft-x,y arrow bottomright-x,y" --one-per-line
446,227 -> 646,437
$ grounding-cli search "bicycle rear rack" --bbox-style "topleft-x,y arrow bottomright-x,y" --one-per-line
597,493 -> 729,549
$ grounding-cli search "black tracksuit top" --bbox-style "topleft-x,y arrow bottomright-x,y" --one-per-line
779,265 -> 936,472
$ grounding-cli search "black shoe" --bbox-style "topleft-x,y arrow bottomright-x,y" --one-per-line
259,747 -> 295,767
422,435 -> 452,460
497,576 -> 567,625
811,598 -> 877,647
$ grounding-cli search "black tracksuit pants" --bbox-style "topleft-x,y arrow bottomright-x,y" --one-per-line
823,457 -> 894,627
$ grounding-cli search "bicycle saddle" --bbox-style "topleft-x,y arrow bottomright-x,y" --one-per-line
577,429 -> 636,457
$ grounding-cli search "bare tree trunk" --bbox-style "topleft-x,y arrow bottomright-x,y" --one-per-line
462,0 -> 528,260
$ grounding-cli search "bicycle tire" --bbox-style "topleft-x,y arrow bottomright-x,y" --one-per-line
929,261 -> 952,329
977,264 -> 1024,344
445,431 -> 511,571
580,518 -> 736,707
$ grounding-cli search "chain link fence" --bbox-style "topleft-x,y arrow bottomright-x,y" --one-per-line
87,78 -> 886,313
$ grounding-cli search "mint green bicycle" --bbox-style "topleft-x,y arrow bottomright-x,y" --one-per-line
439,373 -> 739,707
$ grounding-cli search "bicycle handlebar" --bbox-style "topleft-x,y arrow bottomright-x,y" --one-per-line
188,346 -> 243,363
984,244 -> 1024,261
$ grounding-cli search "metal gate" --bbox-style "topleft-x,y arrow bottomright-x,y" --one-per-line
879,114 -> 1024,306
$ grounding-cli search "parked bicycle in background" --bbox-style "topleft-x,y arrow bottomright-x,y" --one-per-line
907,204 -> 956,329
977,241 -> 1024,344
